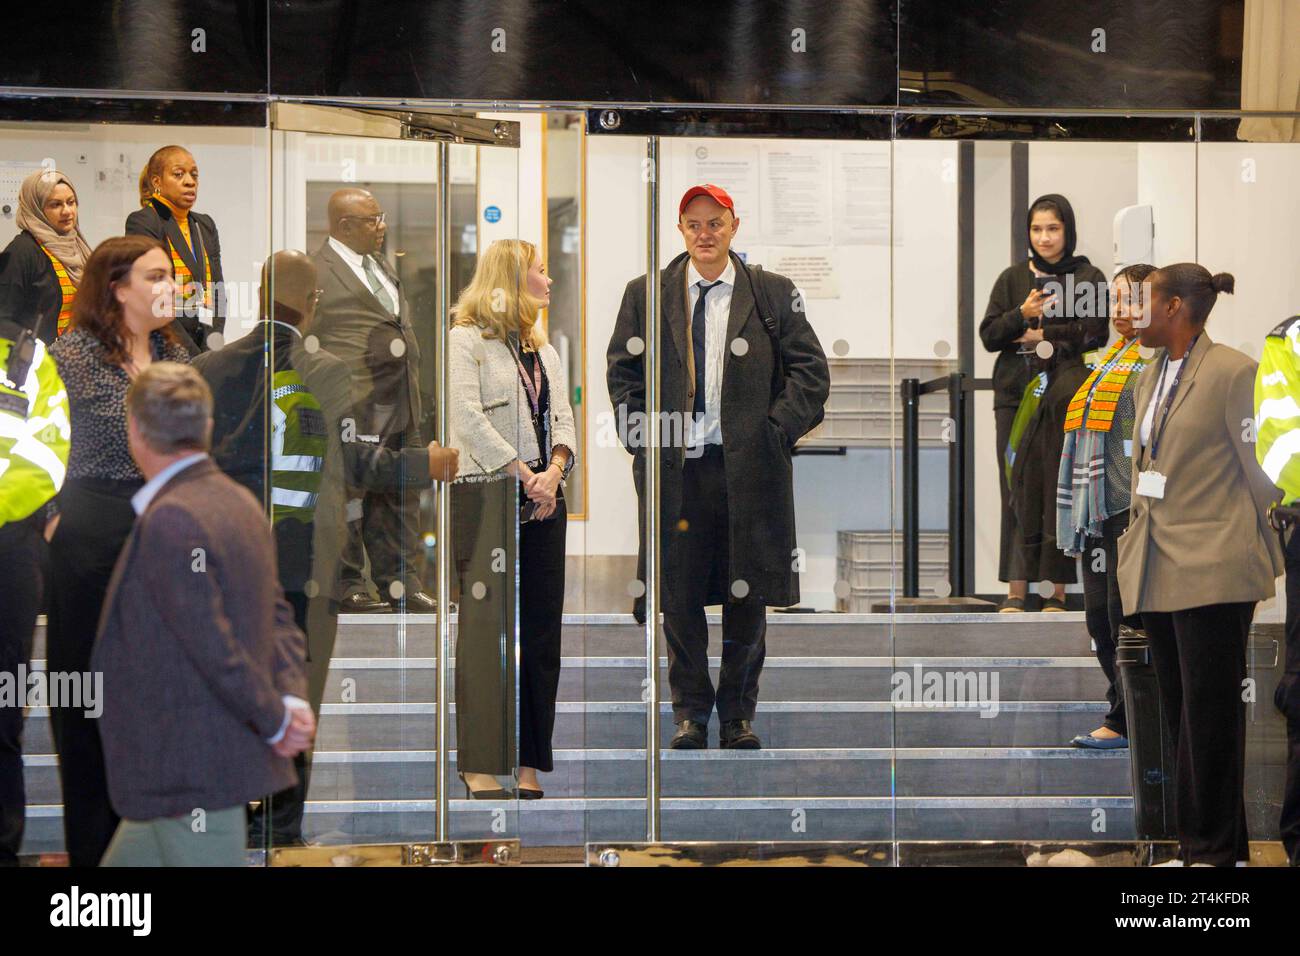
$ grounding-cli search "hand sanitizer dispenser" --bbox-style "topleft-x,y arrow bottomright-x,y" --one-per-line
1113,204 -> 1154,268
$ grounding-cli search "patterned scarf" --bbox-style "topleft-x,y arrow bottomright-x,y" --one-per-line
1064,338 -> 1144,432
167,237 -> 214,312
1056,428 -> 1107,557
37,244 -> 76,336
1056,337 -> 1147,555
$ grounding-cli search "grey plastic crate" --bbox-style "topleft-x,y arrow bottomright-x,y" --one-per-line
797,357 -> 957,449
836,568 -> 949,612
837,530 -> 947,565
836,557 -> 947,592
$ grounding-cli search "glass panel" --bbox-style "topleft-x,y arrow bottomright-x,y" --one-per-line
595,133 -> 881,843
892,132 -> 1200,850
1196,128 -> 1300,863
266,121 -> 521,847
0,111 -> 270,862
447,126 -> 524,840
578,122 -> 651,845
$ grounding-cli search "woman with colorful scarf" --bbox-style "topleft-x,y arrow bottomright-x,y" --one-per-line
125,145 -> 225,354
0,169 -> 93,344
1056,263 -> 1156,750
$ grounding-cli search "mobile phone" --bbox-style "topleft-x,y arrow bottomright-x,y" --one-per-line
1034,274 -> 1058,294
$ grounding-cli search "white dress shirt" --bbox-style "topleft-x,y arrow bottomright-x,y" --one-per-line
1139,356 -> 1184,449
685,258 -> 735,448
327,236 -> 400,317
130,452 -> 208,515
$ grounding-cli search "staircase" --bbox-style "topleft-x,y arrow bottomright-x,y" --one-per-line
24,610 -> 1202,852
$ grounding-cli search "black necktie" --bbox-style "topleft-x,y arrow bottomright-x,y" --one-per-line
692,280 -> 720,416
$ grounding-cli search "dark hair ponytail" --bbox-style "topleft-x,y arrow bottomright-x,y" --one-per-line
1210,272 -> 1235,295
1151,263 -> 1234,327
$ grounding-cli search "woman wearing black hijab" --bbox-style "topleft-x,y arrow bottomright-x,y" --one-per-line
979,194 -> 1109,611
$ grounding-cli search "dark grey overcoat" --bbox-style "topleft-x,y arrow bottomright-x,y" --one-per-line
606,252 -> 829,607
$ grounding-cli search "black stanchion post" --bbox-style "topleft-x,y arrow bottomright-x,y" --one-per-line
901,377 -> 920,598
948,372 -> 966,597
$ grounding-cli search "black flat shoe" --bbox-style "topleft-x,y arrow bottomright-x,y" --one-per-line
459,772 -> 511,800
670,719 -> 708,749
340,593 -> 390,613
719,719 -> 761,750
516,787 -> 544,800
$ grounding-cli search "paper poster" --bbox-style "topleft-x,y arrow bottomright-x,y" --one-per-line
760,144 -> 832,246
833,145 -> 891,245
767,247 -> 839,299
688,142 -> 760,222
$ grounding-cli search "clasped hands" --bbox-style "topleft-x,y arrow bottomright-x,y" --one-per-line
519,461 -> 562,520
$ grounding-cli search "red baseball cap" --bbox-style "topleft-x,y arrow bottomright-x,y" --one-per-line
678,183 -> 735,217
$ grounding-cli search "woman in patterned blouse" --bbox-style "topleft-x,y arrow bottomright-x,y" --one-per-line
46,235 -> 189,866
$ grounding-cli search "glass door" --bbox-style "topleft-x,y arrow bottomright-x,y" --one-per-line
266,103 -> 524,862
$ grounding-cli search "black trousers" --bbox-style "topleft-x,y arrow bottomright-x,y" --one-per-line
663,447 -> 767,725
46,477 -> 138,867
453,478 -> 567,775
994,405 -> 1018,582
1079,511 -> 1141,736
1142,601 -> 1255,866
1278,527 -> 1300,864
338,430 -> 425,600
249,589 -> 338,845
0,516 -> 42,865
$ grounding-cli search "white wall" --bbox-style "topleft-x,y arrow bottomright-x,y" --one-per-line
17,117 -> 1287,609
0,123 -> 270,338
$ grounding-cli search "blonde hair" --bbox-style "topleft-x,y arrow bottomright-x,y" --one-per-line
451,239 -> 547,348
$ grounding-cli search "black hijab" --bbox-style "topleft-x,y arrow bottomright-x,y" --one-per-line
1028,193 -> 1092,276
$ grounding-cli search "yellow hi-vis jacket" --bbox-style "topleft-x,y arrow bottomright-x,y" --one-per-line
1255,315 -> 1300,506
0,329 -> 70,526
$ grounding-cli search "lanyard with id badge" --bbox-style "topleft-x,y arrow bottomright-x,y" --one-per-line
508,337 -> 553,524
1138,336 -> 1198,500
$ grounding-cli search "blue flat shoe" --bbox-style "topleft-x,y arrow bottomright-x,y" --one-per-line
1071,732 -> 1129,750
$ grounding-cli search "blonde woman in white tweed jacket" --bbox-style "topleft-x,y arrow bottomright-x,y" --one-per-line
447,239 -> 575,801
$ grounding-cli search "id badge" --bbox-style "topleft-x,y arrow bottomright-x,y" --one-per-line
197,306 -> 216,327
1136,470 -> 1167,499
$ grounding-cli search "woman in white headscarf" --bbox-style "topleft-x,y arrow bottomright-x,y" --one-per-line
0,169 -> 93,344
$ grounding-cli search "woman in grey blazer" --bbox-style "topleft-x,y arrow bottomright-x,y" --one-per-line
1117,263 -> 1283,866
448,239 -> 576,800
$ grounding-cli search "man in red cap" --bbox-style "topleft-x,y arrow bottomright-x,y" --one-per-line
606,184 -> 829,750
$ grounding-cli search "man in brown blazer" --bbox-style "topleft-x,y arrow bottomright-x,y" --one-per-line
1116,263 -> 1283,866
93,363 -> 314,866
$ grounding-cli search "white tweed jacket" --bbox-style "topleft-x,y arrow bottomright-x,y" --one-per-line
448,323 -> 578,481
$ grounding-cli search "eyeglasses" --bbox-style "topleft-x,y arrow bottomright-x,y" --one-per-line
340,212 -> 386,227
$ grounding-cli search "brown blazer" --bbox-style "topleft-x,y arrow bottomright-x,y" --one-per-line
92,458 -> 308,820
1117,334 -> 1283,615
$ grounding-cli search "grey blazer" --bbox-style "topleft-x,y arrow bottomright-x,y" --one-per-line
92,458 -> 308,820
448,324 -> 577,479
1117,334 -> 1284,615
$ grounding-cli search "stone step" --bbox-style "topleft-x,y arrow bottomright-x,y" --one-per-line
29,612 -> 1100,660
21,746 -> 1133,804
19,698 -> 1116,756
19,797 -> 1139,852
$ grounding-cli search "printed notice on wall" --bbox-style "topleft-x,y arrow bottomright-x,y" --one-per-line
833,145 -> 891,245
689,142 -> 760,225
767,247 -> 839,299
760,145 -> 832,246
